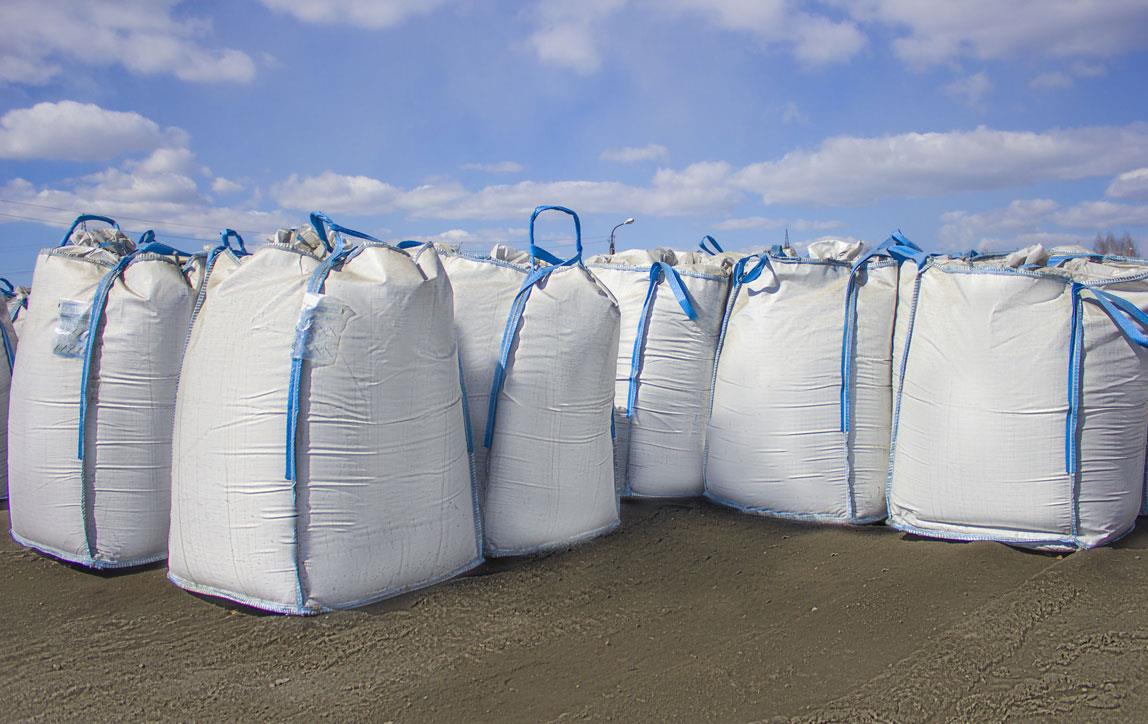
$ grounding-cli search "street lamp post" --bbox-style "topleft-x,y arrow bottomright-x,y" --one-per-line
608,217 -> 635,255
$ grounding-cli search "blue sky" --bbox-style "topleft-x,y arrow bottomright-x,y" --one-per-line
2,0 -> 1148,283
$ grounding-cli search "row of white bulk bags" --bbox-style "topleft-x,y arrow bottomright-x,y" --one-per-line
442,206 -> 620,556
9,216 -> 194,567
585,248 -> 730,497
0,282 -> 17,501
169,213 -> 481,614
705,237 -> 918,523
887,245 -> 1148,550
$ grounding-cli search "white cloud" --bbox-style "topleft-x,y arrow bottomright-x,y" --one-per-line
715,216 -> 843,232
781,101 -> 806,125
0,101 -> 184,162
0,0 -> 255,86
272,171 -> 403,214
600,144 -> 670,163
0,134 -> 289,243
1030,71 -> 1074,90
129,147 -> 206,177
1052,200 -> 1148,229
1030,60 -> 1109,91
527,0 -> 866,72
211,177 -> 245,194
663,0 -> 866,65
734,123 -> 1148,206
1,168 -> 288,245
1106,168 -> 1148,200
405,226 -> 530,249
944,72 -> 992,107
939,199 -> 1060,247
258,0 -> 449,28
1070,60 -> 1107,77
461,161 -> 524,174
939,197 -> 1148,250
842,0 -> 1148,66
273,161 -> 738,220
527,0 -> 625,73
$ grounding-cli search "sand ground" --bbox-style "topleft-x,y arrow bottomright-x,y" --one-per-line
2,499 -> 1147,722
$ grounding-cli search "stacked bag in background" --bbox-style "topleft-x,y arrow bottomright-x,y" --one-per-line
437,242 -> 535,494
8,215 -> 193,567
586,246 -> 729,497
0,279 -> 18,500
169,213 -> 481,614
887,245 -> 1148,550
1,277 -> 29,337
443,206 -> 621,556
704,237 -> 915,524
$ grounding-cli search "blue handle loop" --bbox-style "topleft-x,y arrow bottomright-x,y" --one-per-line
624,262 -> 697,417
0,278 -> 13,297
1081,286 -> 1148,348
530,246 -> 566,266
650,262 -> 697,320
396,240 -> 425,250
529,205 -> 582,268
485,205 -> 587,449
309,211 -> 379,256
134,230 -> 192,258
848,232 -> 926,274
698,235 -> 724,256
732,254 -> 774,286
220,228 -> 249,256
60,214 -> 121,247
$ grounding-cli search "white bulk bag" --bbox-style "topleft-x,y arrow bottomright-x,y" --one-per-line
888,249 -> 1148,549
169,213 -> 481,615
481,206 -> 621,556
705,236 -> 917,523
9,216 -> 193,567
1048,252 -> 1148,517
1,278 -> 29,339
586,248 -> 730,497
182,229 -> 249,336
438,243 -> 539,494
184,228 -> 248,295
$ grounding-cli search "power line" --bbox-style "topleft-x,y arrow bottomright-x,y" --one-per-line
0,197 -> 622,249
0,210 -> 218,245
0,197 -> 273,237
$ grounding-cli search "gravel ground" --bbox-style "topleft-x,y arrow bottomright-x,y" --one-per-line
2,499 -> 1146,722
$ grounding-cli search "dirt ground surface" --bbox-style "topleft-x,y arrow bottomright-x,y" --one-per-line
3,499 -> 1148,723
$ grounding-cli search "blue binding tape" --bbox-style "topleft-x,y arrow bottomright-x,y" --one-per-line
698,235 -> 724,256
626,261 -> 696,417
839,232 -> 924,433
77,230 -> 193,461
220,228 -> 250,256
484,206 -> 583,448
285,213 -> 352,482
59,214 -> 120,247
1065,284 -> 1148,477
